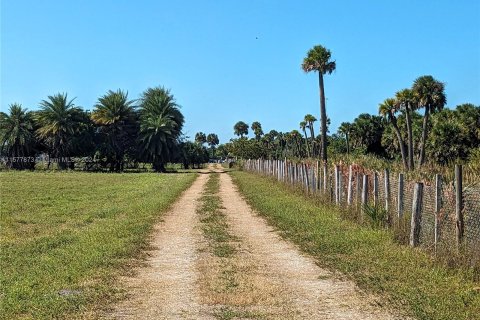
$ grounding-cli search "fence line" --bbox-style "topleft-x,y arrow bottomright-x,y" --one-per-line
244,159 -> 480,253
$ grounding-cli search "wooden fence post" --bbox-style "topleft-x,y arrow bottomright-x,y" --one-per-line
316,161 -> 321,192
304,163 -> 310,194
373,171 -> 379,208
356,172 -> 362,211
434,174 -> 442,253
384,169 -> 391,224
323,162 -> 328,194
410,182 -> 423,247
335,165 -> 340,204
455,165 -> 464,249
347,165 -> 353,206
361,174 -> 369,217
397,173 -> 404,219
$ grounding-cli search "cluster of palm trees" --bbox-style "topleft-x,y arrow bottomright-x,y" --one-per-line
0,87 -> 185,171
378,75 -> 446,170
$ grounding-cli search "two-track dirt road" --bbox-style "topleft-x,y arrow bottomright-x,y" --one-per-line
108,165 -> 404,319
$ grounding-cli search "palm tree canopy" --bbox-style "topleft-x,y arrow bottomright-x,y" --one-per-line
378,98 -> 398,120
395,89 -> 415,111
0,103 -> 35,155
195,132 -> 207,144
234,121 -> 249,137
301,45 -> 336,74
91,89 -> 135,125
412,75 -> 447,111
138,87 -> 184,165
304,114 -> 317,123
206,133 -> 219,146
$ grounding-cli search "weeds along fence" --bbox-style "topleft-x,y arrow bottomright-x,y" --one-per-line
244,159 -> 480,254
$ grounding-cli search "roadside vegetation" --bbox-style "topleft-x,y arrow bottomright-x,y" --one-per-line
0,171 -> 196,319
231,170 -> 480,320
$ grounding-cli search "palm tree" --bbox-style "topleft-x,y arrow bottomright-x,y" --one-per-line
91,89 -> 136,172
0,104 -> 36,169
302,45 -> 336,163
138,87 -> 184,172
338,122 -> 352,156
379,98 -> 408,169
412,75 -> 446,166
304,114 -> 317,156
36,93 -> 86,169
206,133 -> 219,158
299,121 -> 311,157
234,121 -> 249,138
395,89 -> 415,170
195,132 -> 206,145
251,121 -> 263,140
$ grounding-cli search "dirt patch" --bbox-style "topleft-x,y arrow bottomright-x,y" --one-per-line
219,172 -> 405,319
107,173 -> 212,319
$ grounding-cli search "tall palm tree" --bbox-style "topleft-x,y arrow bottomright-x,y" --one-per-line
36,93 -> 85,169
379,98 -> 408,169
412,75 -> 446,166
299,121 -> 311,157
138,87 -> 184,172
251,121 -> 263,140
304,114 -> 317,156
395,89 -> 415,170
91,89 -> 136,172
302,45 -> 336,163
195,132 -> 206,145
0,104 -> 36,169
206,133 -> 219,158
338,122 -> 352,156
234,121 -> 249,138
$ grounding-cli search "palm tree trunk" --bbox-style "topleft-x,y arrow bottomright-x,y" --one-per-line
318,73 -> 327,163
303,129 -> 310,157
418,105 -> 430,167
391,115 -> 408,170
346,133 -> 350,156
405,104 -> 414,170
309,124 -> 315,157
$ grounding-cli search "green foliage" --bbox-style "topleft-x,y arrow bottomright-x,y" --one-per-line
233,121 -> 249,138
0,171 -> 196,319
138,87 -> 184,172
0,104 -> 37,169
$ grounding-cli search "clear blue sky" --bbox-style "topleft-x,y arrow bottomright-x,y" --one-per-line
2,0 -> 479,143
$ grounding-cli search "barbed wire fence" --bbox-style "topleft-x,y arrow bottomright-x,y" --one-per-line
244,159 -> 479,257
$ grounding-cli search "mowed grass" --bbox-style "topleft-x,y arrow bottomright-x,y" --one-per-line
231,171 -> 480,320
0,171 -> 196,319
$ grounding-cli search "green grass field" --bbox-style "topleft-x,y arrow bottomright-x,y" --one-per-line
0,171 -> 196,319
231,171 -> 480,320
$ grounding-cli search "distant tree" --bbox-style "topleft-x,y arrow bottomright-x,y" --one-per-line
195,132 -> 206,145
138,87 -> 184,172
412,75 -> 446,166
234,121 -> 249,137
0,104 -> 37,169
338,122 -> 352,157
91,89 -> 137,172
206,133 -> 219,158
302,44 -> 336,163
350,113 -> 385,156
395,89 -> 416,170
299,121 -> 311,157
379,98 -> 408,169
251,121 -> 264,140
304,114 -> 317,156
36,93 -> 87,169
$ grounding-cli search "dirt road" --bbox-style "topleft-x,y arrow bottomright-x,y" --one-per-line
108,165 -> 404,319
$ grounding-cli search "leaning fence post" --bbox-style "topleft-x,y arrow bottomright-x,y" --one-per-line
434,174 -> 442,253
304,163 -> 310,194
410,182 -> 424,247
373,171 -> 379,208
361,174 -> 369,217
455,165 -> 464,249
347,165 -> 353,206
397,173 -> 404,219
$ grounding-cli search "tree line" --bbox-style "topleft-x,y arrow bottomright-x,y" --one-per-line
223,44 -> 479,169
0,86 -> 195,172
